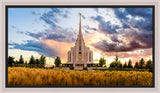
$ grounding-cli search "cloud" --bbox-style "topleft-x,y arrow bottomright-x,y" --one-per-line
63,10 -> 70,18
92,40 -> 117,52
100,48 -> 152,63
11,25 -> 17,29
16,31 -> 24,34
113,8 -> 128,20
92,32 -> 152,52
30,10 -> 41,16
110,35 -> 122,43
94,8 -> 99,13
125,8 -> 152,19
8,32 -> 75,58
9,40 -> 58,57
83,25 -> 97,31
113,8 -> 153,32
31,11 -> 36,15
40,11 -> 57,28
44,27 -> 76,43
85,30 -> 89,33
92,40 -> 139,52
21,26 -> 76,43
32,8 -> 76,43
40,8 -> 70,28
46,34 -> 66,40
127,31 -> 153,48
82,15 -> 86,19
25,32 -> 46,39
92,28 -> 152,53
91,16 -> 120,34
91,8 -> 153,52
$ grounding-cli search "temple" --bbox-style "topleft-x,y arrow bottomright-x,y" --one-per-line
66,13 -> 93,70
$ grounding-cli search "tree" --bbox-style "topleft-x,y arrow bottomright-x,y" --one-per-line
99,57 -> 106,67
127,59 -> 133,68
25,61 -> 27,64
15,60 -> 18,63
8,56 -> 15,67
54,56 -> 61,67
109,56 -> 122,68
139,58 -> 145,69
117,61 -> 122,68
145,59 -> 152,72
115,56 -> 118,62
39,55 -> 46,67
110,62 -> 117,68
123,62 -> 127,68
35,59 -> 39,65
110,61 -> 122,68
145,59 -> 152,68
29,55 -> 35,64
134,62 -> 139,69
15,60 -> 18,66
19,55 -> 24,64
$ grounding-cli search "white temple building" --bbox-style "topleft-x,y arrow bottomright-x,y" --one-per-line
66,13 -> 93,70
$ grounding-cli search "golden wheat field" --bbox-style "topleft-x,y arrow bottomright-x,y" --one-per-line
8,67 -> 152,86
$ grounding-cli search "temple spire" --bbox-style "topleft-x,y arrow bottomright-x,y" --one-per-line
79,13 -> 82,35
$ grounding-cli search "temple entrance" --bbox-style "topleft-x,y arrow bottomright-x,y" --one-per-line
75,64 -> 84,67
74,64 -> 84,70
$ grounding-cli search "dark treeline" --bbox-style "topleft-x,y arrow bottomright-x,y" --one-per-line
8,55 -> 62,68
8,55 -> 46,68
8,55 -> 153,72
107,56 -> 153,72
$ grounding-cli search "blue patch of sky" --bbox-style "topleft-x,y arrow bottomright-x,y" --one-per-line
8,8 -> 50,44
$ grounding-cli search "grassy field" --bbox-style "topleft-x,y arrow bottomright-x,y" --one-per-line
8,67 -> 152,86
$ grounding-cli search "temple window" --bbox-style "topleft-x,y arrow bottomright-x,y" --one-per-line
79,39 -> 81,50
89,52 -> 91,62
79,52 -> 81,61
70,52 -> 71,62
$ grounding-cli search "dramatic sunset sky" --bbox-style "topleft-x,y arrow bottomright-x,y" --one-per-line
8,7 -> 153,66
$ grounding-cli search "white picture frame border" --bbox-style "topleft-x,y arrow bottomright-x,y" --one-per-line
0,0 -> 159,93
